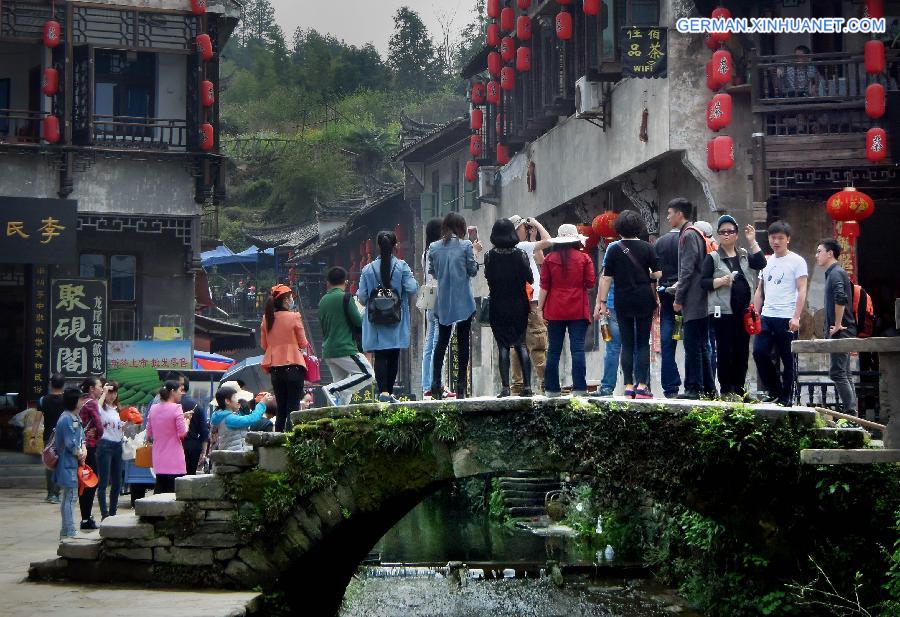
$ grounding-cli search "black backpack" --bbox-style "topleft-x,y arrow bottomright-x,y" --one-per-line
366,261 -> 402,325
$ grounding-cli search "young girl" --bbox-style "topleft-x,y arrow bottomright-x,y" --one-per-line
53,387 -> 86,539
96,380 -> 127,520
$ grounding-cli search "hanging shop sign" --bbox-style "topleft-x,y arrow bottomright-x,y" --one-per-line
50,279 -> 107,379
0,196 -> 77,265
620,27 -> 667,78
26,265 -> 51,402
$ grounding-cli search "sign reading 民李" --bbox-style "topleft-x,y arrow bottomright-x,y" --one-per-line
620,26 -> 667,78
50,279 -> 107,379
0,196 -> 77,265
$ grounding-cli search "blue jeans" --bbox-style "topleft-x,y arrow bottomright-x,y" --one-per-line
96,439 -> 123,518
545,319 -> 589,394
600,310 -> 622,394
421,309 -> 439,394
684,317 -> 715,394
60,486 -> 77,538
752,316 -> 796,404
659,298 -> 682,395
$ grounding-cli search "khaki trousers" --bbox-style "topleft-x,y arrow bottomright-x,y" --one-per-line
511,308 -> 548,393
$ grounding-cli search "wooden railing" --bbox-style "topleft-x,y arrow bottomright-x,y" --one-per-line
91,115 -> 188,150
0,108 -> 46,144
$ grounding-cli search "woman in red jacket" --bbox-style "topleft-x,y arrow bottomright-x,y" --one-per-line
538,224 -> 596,397
261,284 -> 308,432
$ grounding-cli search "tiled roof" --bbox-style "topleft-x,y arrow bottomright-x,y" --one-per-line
241,221 -> 318,249
315,181 -> 404,219
393,115 -> 469,162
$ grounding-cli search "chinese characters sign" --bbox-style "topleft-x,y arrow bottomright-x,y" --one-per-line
620,27 -> 667,78
27,265 -> 51,401
107,340 -> 192,370
50,279 -> 107,379
0,196 -> 77,265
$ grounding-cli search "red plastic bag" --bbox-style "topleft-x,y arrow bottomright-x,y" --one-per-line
304,344 -> 321,384
744,304 -> 762,336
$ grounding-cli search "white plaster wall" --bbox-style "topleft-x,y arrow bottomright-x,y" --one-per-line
0,156 -> 58,198
70,159 -> 197,216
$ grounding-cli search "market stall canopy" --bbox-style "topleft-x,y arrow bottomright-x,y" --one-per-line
193,350 -> 236,371
201,245 -> 274,268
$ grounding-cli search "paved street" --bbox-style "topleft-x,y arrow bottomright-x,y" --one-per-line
0,489 -> 259,617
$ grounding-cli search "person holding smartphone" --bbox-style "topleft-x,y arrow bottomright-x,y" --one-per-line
701,215 -> 767,400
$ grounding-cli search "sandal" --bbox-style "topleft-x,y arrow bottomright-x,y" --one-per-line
635,387 -> 653,399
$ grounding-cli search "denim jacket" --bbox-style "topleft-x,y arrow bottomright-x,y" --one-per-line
428,236 -> 479,326
53,411 -> 84,489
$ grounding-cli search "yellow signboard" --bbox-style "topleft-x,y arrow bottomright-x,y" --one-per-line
153,327 -> 183,341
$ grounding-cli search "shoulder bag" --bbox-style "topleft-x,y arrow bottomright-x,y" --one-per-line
342,291 -> 364,351
415,285 -> 436,312
620,242 -> 659,306
134,411 -> 152,468
366,262 -> 402,325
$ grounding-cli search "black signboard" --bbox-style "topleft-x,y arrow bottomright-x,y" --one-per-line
0,196 -> 77,265
26,265 -> 51,403
620,27 -> 667,78
50,279 -> 107,379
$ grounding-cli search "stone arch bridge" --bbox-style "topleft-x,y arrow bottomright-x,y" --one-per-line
29,397 -> 870,615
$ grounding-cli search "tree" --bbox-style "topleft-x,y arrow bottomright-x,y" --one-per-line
387,7 -> 439,93
456,0 -> 487,74
239,0 -> 281,47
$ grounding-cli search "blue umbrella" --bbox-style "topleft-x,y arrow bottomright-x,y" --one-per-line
220,355 -> 268,395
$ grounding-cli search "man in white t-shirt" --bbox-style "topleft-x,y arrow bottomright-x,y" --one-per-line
508,215 -> 553,394
752,221 -> 809,405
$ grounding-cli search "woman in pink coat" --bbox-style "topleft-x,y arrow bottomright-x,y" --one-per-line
146,381 -> 191,494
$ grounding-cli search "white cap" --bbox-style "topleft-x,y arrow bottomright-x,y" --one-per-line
548,223 -> 588,244
508,215 -> 525,229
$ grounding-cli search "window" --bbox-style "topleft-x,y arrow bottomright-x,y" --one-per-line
94,50 -> 156,119
78,253 -> 139,340
110,255 -> 136,301
109,308 -> 136,341
80,254 -> 106,278
629,0 -> 659,26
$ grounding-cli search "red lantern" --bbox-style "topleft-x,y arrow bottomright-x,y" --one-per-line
866,83 -> 886,119
196,34 -> 214,61
43,20 -> 61,48
42,68 -> 59,96
500,36 -> 515,62
865,40 -> 885,74
706,93 -> 732,131
497,143 -> 510,165
470,134 -> 484,158
190,0 -> 207,15
500,7 -> 515,32
705,34 -> 718,50
488,51 -> 502,76
201,79 -> 215,107
556,11 -> 572,40
866,127 -> 888,162
199,122 -> 214,151
826,187 -> 875,222
584,0 -> 601,15
465,160 -> 479,182
707,140 -> 718,171
496,113 -> 505,136
517,0 -> 532,9
487,80 -> 501,105
501,66 -> 515,91
711,49 -> 733,88
709,135 -> 734,171
516,46 -> 532,72
710,7 -> 731,44
487,0 -> 501,18
487,23 -> 501,47
517,15 -> 532,40
43,115 -> 60,143
591,212 -> 618,239
705,60 -> 717,91
471,107 -> 484,130
471,82 -> 486,104
866,0 -> 884,19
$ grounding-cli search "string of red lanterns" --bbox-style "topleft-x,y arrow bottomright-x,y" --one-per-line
42,2 -> 61,143
864,0 -> 888,163
191,0 -> 217,152
705,6 -> 734,172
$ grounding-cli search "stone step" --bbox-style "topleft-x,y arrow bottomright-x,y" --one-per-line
497,476 -> 559,485
507,506 -> 547,518
2,463 -> 46,476
800,449 -> 900,465
0,475 -> 46,489
175,474 -> 225,501
99,512 -> 155,540
58,537 -> 101,560
0,451 -> 42,465
499,489 -> 549,500
813,427 -> 867,448
495,471 -> 553,479
502,497 -> 545,508
498,481 -> 560,492
134,493 -> 187,518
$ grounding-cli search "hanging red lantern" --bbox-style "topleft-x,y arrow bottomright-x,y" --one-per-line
43,115 -> 60,143
43,20 -> 61,48
710,7 -> 731,44
500,36 -> 515,62
517,0 -> 532,9
199,122 -> 215,151
711,49 -> 733,88
705,34 -> 719,50
584,0 -> 601,15
496,112 -> 504,136
201,79 -> 215,107
196,34 -> 214,61
707,140 -> 718,171
487,80 -> 501,105
500,7 -> 515,32
705,60 -> 717,91
488,51 -> 502,76
865,40 -> 885,74
487,23 -> 501,47
866,127 -> 888,162
487,0 -> 501,18
517,15 -> 532,40
501,66 -> 515,91
42,68 -> 59,97
497,143 -> 511,165
865,83 -> 886,119
827,187 -> 875,222
709,135 -> 734,171
865,0 -> 884,19
190,0 -> 207,15
471,107 -> 484,130
556,11 -> 573,40
592,212 -> 618,239
471,82 -> 486,104
516,46 -> 532,72
465,160 -> 479,182
470,134 -> 484,157
706,92 -> 732,131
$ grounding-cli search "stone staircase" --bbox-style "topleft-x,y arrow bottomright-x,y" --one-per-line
496,471 -> 561,520
0,451 -> 46,489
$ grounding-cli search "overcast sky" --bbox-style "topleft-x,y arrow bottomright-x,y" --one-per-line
270,0 -> 472,57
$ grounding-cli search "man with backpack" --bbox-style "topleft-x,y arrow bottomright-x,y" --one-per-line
318,267 -> 374,406
815,238 -> 857,416
671,198 -> 716,399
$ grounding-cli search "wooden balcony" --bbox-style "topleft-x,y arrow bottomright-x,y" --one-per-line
91,115 -> 188,151
0,108 -> 45,144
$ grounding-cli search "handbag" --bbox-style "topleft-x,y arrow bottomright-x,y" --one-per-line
743,303 -> 762,335
367,262 -> 402,325
478,297 -> 491,326
135,444 -> 153,468
416,285 -> 437,312
303,343 -> 322,383
620,243 -> 659,306
41,428 -> 58,470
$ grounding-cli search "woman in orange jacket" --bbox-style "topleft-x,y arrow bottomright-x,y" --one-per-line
260,284 -> 308,431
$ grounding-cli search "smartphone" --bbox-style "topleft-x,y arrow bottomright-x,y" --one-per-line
714,305 -> 722,319
467,226 -> 478,242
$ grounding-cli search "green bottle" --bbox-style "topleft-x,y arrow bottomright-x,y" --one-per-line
672,314 -> 683,341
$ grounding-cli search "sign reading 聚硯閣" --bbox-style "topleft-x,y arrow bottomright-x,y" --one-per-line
50,279 -> 107,379
107,340 -> 192,370
620,27 -> 667,78
0,196 -> 77,265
